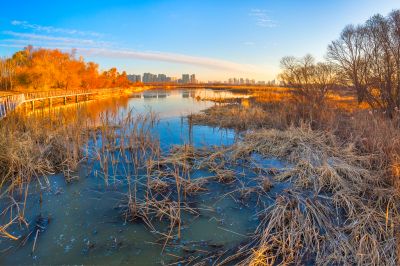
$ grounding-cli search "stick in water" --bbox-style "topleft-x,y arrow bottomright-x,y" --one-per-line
32,229 -> 39,254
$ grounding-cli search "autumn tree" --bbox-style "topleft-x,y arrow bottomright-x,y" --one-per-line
115,71 -> 130,88
82,62 -> 100,89
0,46 -> 132,91
0,58 -> 16,90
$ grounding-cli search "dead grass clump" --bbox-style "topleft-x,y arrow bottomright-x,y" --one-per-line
181,178 -> 208,194
148,178 -> 169,193
189,104 -> 268,130
248,246 -> 275,266
259,176 -> 273,192
236,124 -> 377,192
343,111 -> 400,188
214,168 -> 236,184
239,187 -> 259,202
148,144 -> 196,173
0,110 -> 89,189
244,190 -> 334,265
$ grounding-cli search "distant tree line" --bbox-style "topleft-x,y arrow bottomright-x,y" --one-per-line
280,9 -> 400,118
0,46 -> 131,91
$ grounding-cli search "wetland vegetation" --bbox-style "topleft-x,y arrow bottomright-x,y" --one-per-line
1,7 -> 400,266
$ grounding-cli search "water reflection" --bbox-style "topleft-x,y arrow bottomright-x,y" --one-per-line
0,88 -> 261,265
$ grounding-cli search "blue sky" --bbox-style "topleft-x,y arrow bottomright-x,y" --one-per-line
0,0 -> 399,81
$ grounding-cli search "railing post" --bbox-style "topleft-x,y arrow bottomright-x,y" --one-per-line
64,97 -> 67,105
49,98 -> 52,108
31,100 -> 35,111
0,103 -> 4,118
76,95 -> 78,103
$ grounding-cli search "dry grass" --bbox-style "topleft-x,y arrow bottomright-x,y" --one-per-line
1,87 -> 400,265
189,104 -> 268,130
0,102 -> 160,241
186,91 -> 400,265
0,107 -> 92,240
229,125 -> 398,265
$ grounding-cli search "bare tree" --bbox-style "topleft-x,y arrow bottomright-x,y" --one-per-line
279,54 -> 337,106
328,10 -> 400,117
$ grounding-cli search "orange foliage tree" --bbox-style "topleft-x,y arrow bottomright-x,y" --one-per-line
2,46 -> 132,91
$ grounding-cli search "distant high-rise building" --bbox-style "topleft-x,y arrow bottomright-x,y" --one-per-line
182,74 -> 190,84
190,74 -> 196,84
157,74 -> 167,82
143,73 -> 154,83
127,74 -> 141,83
143,73 -> 161,83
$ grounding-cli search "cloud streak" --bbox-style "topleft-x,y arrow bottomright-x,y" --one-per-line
11,20 -> 103,37
0,41 -> 260,73
2,21 -> 264,73
79,48 -> 261,72
2,31 -> 113,48
249,9 -> 277,28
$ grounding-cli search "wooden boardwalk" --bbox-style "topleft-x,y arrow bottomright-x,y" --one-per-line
0,89 -> 100,119
0,94 -> 26,119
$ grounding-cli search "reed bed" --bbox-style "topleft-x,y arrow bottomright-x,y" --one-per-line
1,88 -> 400,265
0,107 -> 91,240
0,102 -> 161,242
229,125 -> 397,265
189,104 -> 268,130
184,94 -> 400,265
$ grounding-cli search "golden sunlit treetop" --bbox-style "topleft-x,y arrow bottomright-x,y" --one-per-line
0,46 -> 133,91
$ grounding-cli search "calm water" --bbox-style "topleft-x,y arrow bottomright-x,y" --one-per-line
0,89 -> 284,265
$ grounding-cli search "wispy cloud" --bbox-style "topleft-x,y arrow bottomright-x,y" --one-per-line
11,20 -> 103,37
0,41 -> 260,73
79,48 -> 261,72
2,21 -> 264,73
2,31 -> 113,48
249,9 -> 277,28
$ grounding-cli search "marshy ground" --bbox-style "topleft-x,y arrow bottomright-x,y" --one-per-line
0,88 -> 399,265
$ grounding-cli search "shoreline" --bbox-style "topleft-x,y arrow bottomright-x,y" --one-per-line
0,86 -> 150,118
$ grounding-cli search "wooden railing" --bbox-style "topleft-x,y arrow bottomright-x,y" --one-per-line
24,89 -> 91,101
0,94 -> 26,119
0,87 -> 128,119
23,88 -> 125,100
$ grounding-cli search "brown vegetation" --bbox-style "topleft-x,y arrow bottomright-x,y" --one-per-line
0,107 -> 92,240
187,98 -> 400,264
327,10 -> 400,117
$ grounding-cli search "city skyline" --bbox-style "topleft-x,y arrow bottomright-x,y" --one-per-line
0,0 -> 398,81
127,72 -> 274,85
129,72 -> 198,84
